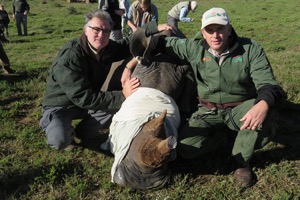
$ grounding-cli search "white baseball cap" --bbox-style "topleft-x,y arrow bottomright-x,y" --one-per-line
201,7 -> 230,29
190,1 -> 198,12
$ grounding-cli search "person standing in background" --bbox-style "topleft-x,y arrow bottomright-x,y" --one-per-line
119,0 -> 130,37
98,0 -> 124,40
127,0 -> 158,33
12,0 -> 30,36
0,4 -> 10,37
0,42 -> 15,74
167,1 -> 198,38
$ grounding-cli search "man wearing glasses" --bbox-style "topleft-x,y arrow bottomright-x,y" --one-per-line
39,9 -> 171,150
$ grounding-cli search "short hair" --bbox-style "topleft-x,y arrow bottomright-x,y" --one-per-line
138,0 -> 151,6
84,9 -> 114,29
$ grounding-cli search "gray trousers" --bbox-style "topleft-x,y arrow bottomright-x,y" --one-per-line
39,107 -> 116,150
167,15 -> 186,39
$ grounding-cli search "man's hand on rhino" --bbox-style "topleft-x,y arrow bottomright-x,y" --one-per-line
157,24 -> 174,33
121,58 -> 138,87
131,26 -> 138,32
122,77 -> 140,98
121,68 -> 132,87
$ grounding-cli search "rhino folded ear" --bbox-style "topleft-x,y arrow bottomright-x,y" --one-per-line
157,135 -> 177,154
140,135 -> 177,168
130,28 -> 163,64
113,165 -> 126,186
130,28 -> 151,58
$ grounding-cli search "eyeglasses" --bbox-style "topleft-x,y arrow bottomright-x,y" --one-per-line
88,26 -> 111,35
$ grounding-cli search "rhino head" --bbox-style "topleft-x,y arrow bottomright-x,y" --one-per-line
113,110 -> 177,190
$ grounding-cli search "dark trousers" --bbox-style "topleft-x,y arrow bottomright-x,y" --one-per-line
167,15 -> 186,38
15,12 -> 27,36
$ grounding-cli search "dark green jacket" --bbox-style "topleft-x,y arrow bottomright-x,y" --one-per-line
161,28 -> 285,106
42,21 -> 158,111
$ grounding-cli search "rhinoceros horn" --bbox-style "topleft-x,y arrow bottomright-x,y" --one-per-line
138,110 -> 177,168
143,110 -> 167,137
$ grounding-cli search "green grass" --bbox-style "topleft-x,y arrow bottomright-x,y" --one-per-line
0,0 -> 299,199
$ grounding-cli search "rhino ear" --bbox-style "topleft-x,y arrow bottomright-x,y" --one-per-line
113,164 -> 127,186
157,135 -> 177,152
143,110 -> 167,137
140,135 -> 177,168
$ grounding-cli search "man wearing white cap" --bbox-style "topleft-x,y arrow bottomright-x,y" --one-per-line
167,1 -> 198,38
132,7 -> 286,187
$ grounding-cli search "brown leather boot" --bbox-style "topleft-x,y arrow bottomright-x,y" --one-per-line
233,166 -> 253,187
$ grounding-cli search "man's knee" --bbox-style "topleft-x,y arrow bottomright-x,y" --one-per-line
47,138 -> 69,150
46,129 -> 75,150
45,121 -> 75,150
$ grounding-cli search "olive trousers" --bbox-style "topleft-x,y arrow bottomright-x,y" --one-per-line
178,99 -> 279,165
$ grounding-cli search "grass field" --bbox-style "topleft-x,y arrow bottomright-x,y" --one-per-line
0,0 -> 299,199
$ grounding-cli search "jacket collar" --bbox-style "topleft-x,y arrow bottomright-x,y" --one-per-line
80,33 -> 94,55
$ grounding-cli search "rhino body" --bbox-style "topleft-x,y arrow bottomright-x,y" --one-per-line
101,53 -> 196,190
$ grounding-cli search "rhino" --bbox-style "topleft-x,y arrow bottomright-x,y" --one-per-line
100,30 -> 196,190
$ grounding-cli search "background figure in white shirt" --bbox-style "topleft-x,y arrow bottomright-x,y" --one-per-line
167,1 -> 198,38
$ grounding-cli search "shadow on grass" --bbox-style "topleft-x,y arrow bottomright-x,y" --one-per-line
0,161 -> 84,199
7,38 -> 30,44
0,67 -> 47,83
169,143 -> 299,189
274,101 -> 300,147
0,96 -> 25,107
253,145 -> 300,167
74,130 -> 114,157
